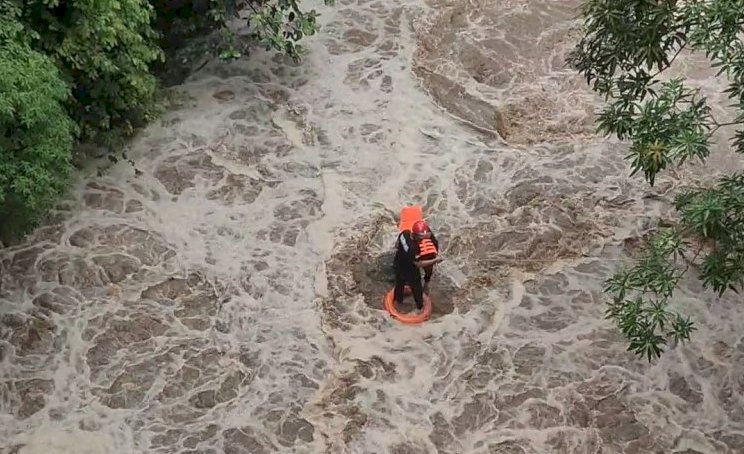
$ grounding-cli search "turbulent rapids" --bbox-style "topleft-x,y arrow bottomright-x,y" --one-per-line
2,0 -> 744,453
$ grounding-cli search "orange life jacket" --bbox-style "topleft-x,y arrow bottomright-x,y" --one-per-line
416,238 -> 438,260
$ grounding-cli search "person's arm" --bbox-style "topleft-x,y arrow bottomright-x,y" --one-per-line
414,257 -> 443,268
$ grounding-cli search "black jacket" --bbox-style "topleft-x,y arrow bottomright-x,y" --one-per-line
394,230 -> 439,271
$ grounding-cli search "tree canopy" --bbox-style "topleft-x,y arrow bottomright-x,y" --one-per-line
568,0 -> 744,361
0,0 -> 332,242
0,2 -> 76,238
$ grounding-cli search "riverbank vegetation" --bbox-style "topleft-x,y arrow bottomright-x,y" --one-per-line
569,0 -> 744,360
0,0 -> 331,243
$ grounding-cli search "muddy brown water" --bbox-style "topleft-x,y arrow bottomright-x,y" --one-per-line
2,0 -> 744,452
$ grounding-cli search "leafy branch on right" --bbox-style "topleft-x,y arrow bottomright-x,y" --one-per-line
567,0 -> 744,361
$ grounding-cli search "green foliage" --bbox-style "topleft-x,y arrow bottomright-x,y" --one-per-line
0,0 -> 332,241
11,0 -> 334,143
246,0 -> 335,60
209,0 -> 335,62
0,3 -> 75,238
19,0 -> 165,142
569,0 -> 744,360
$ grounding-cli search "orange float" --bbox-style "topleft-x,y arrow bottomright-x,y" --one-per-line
398,205 -> 423,232
383,205 -> 434,324
383,285 -> 432,324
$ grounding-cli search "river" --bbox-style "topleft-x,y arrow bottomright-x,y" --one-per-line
2,0 -> 743,452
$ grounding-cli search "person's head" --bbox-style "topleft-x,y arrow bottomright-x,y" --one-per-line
411,220 -> 431,240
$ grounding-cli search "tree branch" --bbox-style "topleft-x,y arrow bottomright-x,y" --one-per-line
707,120 -> 739,139
650,43 -> 687,80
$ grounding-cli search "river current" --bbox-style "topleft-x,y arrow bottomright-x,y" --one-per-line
2,0 -> 744,453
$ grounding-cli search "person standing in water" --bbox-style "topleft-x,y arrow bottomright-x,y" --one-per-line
393,220 -> 443,313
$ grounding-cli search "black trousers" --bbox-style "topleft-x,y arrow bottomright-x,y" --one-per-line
394,265 -> 426,309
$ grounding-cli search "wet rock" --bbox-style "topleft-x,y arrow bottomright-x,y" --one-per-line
546,430 -> 601,453
716,374 -> 744,422
38,255 -> 96,288
238,349 -> 261,369
626,434 -> 666,453
413,66 -> 506,138
309,370 -> 367,445
162,403 -> 208,425
31,288 -> 80,315
291,373 -> 318,390
343,29 -> 377,47
564,397 -> 592,428
58,257 -> 104,288
142,275 -> 195,300
68,228 -> 95,247
190,389 -> 217,409
506,180 -> 549,207
206,174 -> 272,205
473,159 -> 494,182
498,387 -> 546,409
460,347 -> 508,389
513,344 -> 546,376
160,365 -> 202,401
182,424 -> 219,449
181,316 -> 211,331
223,427 -> 276,454
277,414 -> 314,446
83,183 -> 125,213
428,411 -> 458,451
487,440 -> 532,454
593,395 -> 648,444
150,428 -> 184,449
262,224 -> 302,247
155,152 -> 225,195
452,392 -> 498,435
526,401 -> 562,428
273,190 -> 322,221
380,74 -> 393,93
390,444 -> 428,454
159,348 -> 225,403
344,58 -> 383,89
216,370 -> 246,402
141,274 -> 220,330
356,356 -> 396,380
7,245 -> 54,276
232,123 -> 261,137
669,375 -> 703,404
92,253 -> 141,283
360,122 -> 382,137
530,307 -> 571,332
236,141 -> 292,165
718,432 -> 744,451
97,356 -> 164,409
2,313 -> 58,356
2,378 -> 54,418
69,225 -> 175,266
125,199 -> 144,213
414,0 -> 593,143
228,109 -> 248,120
213,89 -> 235,102
85,314 -> 168,373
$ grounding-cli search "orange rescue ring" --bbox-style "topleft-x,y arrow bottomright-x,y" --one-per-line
383,285 -> 432,324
